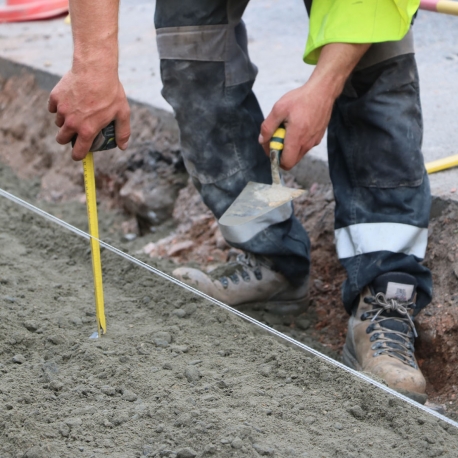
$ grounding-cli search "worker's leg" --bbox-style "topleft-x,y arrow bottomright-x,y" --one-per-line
329,45 -> 432,314
329,37 -> 432,402
154,1 -> 310,296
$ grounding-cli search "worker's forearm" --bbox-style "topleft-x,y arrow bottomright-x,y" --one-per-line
308,43 -> 371,98
69,0 -> 120,74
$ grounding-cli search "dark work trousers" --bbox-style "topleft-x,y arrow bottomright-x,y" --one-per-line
154,0 -> 433,313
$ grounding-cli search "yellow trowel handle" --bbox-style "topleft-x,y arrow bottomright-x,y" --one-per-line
270,126 -> 286,151
270,125 -> 286,185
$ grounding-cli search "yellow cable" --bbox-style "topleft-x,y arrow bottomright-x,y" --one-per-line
425,154 -> 458,174
437,1 -> 458,16
82,152 -> 106,336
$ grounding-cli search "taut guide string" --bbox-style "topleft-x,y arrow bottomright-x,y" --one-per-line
0,187 -> 457,430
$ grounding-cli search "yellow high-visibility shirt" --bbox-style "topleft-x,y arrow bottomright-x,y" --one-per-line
304,0 -> 420,64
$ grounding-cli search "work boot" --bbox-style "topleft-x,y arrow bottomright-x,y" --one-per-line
343,272 -> 427,404
172,252 -> 309,315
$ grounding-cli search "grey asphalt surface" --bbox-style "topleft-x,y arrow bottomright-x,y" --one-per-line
0,0 -> 456,198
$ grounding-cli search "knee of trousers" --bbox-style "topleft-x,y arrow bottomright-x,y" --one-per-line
329,52 -> 424,190
155,19 -> 267,189
156,20 -> 257,89
330,30 -> 420,189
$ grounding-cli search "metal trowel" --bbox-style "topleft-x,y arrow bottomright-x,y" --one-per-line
219,126 -> 305,227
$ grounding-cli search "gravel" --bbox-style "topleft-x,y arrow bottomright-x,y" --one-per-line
0,163 -> 458,457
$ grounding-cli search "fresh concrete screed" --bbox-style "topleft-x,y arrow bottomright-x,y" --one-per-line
0,0 -> 457,197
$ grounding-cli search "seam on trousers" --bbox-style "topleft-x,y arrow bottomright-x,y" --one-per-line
156,24 -> 256,87
355,29 -> 415,71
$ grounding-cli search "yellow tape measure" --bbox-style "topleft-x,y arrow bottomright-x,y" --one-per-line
73,122 -> 117,337
83,152 -> 106,336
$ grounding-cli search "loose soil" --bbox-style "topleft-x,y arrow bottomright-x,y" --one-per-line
0,73 -> 458,456
3,150 -> 458,458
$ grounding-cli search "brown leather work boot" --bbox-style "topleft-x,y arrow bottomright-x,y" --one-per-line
173,252 -> 309,315
343,272 -> 427,404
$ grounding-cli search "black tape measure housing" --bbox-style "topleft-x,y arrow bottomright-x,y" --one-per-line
71,121 -> 117,152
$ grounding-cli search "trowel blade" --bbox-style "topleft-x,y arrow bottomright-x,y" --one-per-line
219,181 -> 305,227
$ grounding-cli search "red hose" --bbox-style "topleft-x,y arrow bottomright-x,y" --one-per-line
0,0 -> 68,23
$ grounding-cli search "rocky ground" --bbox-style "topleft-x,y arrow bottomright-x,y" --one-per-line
0,73 -> 458,456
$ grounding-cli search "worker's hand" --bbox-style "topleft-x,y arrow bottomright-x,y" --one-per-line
48,69 -> 131,161
259,80 -> 335,170
259,42 -> 371,170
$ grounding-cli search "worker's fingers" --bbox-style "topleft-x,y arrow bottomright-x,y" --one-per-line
71,135 -> 93,161
280,128 -> 306,170
55,112 -> 65,128
56,123 -> 77,146
115,104 -> 131,151
56,122 -> 95,161
72,124 -> 99,161
47,93 -> 58,113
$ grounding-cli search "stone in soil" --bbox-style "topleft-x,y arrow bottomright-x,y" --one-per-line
12,354 -> 25,364
184,365 -> 201,383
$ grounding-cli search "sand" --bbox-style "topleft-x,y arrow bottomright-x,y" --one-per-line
1,161 -> 458,458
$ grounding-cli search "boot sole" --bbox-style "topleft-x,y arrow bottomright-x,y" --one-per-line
342,344 -> 428,405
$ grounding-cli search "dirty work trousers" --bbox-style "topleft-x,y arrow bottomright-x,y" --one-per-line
154,0 -> 433,314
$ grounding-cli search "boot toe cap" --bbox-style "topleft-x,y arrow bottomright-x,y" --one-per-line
172,267 -> 211,289
371,359 -> 427,403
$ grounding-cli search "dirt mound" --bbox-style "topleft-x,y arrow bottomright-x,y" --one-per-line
417,204 -> 458,406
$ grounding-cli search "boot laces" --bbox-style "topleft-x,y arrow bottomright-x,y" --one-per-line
363,292 -> 418,368
216,253 -> 266,289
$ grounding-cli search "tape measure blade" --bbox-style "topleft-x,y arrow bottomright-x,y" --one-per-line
83,152 -> 107,336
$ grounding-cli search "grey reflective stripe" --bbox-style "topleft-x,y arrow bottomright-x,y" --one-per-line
335,222 -> 428,260
355,28 -> 414,71
219,202 -> 293,244
156,23 -> 257,86
157,25 -> 227,62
